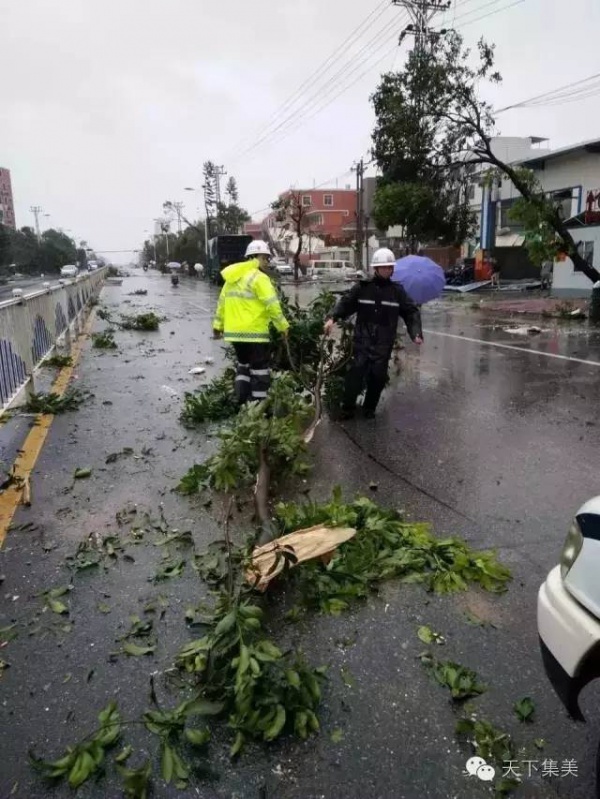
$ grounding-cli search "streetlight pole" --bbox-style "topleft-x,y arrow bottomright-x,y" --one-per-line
30,206 -> 43,241
184,187 -> 209,262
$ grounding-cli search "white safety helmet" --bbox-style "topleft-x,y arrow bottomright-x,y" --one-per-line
371,248 -> 396,269
245,240 -> 272,259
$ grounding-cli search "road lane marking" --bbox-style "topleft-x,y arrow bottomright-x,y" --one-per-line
423,329 -> 600,368
0,312 -> 95,547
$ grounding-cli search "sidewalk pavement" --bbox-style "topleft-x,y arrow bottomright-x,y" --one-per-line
479,296 -> 588,316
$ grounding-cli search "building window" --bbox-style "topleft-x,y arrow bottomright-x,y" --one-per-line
324,194 -> 333,207
575,241 -> 594,271
302,195 -> 312,207
308,213 -> 323,227
467,183 -> 475,201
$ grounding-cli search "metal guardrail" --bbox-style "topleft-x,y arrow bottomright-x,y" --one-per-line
0,269 -> 107,411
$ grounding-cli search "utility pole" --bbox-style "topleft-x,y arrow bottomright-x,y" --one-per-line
352,158 -> 364,271
30,206 -> 43,241
214,165 -> 227,233
393,0 -> 451,55
171,201 -> 184,234
393,0 -> 450,252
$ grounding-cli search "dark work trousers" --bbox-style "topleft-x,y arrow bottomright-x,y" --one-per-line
343,342 -> 392,413
232,342 -> 271,404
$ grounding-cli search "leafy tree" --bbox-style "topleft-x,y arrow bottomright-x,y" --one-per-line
271,192 -> 318,281
203,161 -> 217,237
371,31 -> 483,250
371,28 -> 600,282
39,229 -> 77,273
0,223 -> 11,268
0,227 -> 77,274
217,201 -> 250,235
174,225 -> 206,265
506,169 -> 565,266
226,176 -> 239,205
9,227 -> 39,273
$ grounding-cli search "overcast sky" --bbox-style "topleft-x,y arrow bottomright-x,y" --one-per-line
1,0 -> 599,262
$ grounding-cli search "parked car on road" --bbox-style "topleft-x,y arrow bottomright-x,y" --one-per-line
309,260 -> 358,281
60,265 -> 78,278
274,260 -> 293,277
538,495 -> 600,793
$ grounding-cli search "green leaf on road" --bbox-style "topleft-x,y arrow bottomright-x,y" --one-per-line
425,658 -> 486,700
74,468 -> 92,480
340,666 -> 355,688
48,598 -> 69,615
152,560 -> 186,581
184,728 -> 211,746
514,697 -> 535,723
330,728 -> 344,743
534,738 -> 546,750
117,760 -> 151,799
176,696 -> 224,717
230,731 -> 244,758
115,745 -> 133,763
417,625 -> 445,645
0,624 -> 18,643
122,642 -> 155,657
47,585 -> 71,598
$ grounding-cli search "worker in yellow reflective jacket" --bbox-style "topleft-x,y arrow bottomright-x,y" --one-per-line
212,240 -> 289,404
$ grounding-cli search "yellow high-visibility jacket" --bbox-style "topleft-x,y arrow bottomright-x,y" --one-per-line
212,259 -> 289,343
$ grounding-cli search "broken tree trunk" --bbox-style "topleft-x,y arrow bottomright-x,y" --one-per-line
255,446 -> 274,545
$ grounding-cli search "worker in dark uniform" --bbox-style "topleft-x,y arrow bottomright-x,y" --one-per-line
324,248 -> 423,419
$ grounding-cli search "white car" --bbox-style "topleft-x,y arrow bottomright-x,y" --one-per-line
274,262 -> 293,277
538,496 -> 600,721
60,265 -> 78,278
309,260 -> 358,281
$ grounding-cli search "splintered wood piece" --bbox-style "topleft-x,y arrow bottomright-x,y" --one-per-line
246,525 -> 356,591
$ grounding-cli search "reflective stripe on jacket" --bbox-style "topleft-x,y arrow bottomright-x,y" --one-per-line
212,259 -> 289,343
332,277 -> 422,360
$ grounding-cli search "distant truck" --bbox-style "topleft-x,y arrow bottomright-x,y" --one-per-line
206,235 -> 253,284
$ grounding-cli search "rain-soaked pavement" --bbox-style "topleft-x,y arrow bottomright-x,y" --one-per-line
1,273 -> 600,799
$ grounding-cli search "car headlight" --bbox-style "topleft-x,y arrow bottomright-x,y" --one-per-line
560,521 -> 584,579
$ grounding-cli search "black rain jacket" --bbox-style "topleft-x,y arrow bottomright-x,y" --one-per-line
331,277 -> 422,362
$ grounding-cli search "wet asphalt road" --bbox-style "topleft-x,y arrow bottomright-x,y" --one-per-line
1,273 -> 600,799
0,277 -> 57,301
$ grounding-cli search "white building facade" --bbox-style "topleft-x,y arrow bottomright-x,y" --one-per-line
471,137 -> 600,292
552,222 -> 600,298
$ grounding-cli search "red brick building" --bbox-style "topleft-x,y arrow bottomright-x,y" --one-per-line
0,167 -> 16,229
245,188 -> 357,246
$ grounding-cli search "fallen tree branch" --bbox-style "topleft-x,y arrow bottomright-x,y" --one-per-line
254,447 -> 272,544
302,337 -> 326,445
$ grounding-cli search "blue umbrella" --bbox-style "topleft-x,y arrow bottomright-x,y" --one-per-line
392,255 -> 446,304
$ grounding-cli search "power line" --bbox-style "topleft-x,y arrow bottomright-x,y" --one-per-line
235,0 -> 518,166
431,0 -> 522,29
230,12 -> 406,163
496,72 -> 600,113
446,0 -> 525,28
223,0 -> 392,160
231,13 -> 409,164
248,168 -> 358,220
242,45 -> 400,168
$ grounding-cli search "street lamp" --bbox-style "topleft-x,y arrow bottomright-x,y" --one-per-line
184,187 -> 209,261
